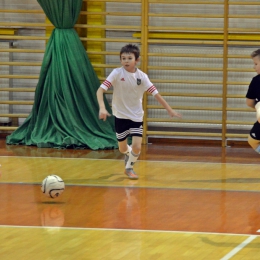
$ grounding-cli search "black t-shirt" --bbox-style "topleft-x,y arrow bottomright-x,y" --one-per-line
246,74 -> 260,102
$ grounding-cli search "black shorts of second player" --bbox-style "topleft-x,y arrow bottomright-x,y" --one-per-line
250,121 -> 260,140
115,117 -> 143,142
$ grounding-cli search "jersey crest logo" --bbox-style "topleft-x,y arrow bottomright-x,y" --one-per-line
121,78 -> 125,81
137,78 -> 141,85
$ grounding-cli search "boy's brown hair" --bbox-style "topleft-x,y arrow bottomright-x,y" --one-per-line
251,49 -> 260,58
120,44 -> 140,60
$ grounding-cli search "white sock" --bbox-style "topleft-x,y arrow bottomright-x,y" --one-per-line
126,150 -> 140,169
124,145 -> 132,156
255,145 -> 260,153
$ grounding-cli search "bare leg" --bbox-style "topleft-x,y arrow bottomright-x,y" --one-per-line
248,135 -> 260,151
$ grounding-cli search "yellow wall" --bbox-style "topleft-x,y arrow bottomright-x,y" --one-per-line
85,2 -> 105,77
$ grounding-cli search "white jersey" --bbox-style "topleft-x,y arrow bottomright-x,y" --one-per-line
100,67 -> 158,122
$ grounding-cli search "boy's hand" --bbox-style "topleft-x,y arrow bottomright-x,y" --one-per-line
168,109 -> 182,118
153,94 -> 182,119
99,108 -> 111,121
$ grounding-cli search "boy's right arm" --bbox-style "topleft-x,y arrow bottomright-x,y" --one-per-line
96,87 -> 111,121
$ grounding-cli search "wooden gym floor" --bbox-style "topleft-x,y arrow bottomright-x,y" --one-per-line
1,137 -> 260,259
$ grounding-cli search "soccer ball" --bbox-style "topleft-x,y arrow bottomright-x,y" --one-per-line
41,175 -> 65,199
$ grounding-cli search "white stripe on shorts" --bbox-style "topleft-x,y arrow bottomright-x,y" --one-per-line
116,130 -> 130,140
130,127 -> 143,135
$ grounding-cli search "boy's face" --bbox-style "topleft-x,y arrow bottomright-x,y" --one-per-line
120,52 -> 139,73
252,56 -> 260,75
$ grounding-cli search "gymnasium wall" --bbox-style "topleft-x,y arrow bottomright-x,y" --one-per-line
0,0 -> 259,146
0,0 -> 45,126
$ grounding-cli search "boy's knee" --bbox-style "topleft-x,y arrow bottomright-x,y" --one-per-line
119,146 -> 127,154
248,135 -> 260,152
131,145 -> 141,155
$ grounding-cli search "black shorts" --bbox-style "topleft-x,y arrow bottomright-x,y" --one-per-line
250,121 -> 260,140
115,117 -> 143,142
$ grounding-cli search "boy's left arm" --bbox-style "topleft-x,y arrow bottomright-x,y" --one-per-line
154,93 -> 182,118
246,98 -> 256,109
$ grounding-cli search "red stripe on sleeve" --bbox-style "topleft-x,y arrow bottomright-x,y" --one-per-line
147,85 -> 157,93
103,80 -> 112,89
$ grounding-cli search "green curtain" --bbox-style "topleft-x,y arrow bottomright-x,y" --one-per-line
6,0 -> 118,150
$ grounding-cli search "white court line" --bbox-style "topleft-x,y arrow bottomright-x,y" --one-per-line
220,235 -> 257,260
1,181 -> 260,193
0,225 -> 259,237
1,155 -> 260,166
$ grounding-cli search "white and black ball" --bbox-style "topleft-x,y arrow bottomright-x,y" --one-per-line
41,175 -> 65,199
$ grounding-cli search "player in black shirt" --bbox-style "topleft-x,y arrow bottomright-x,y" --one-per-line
246,49 -> 260,152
